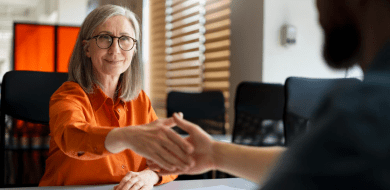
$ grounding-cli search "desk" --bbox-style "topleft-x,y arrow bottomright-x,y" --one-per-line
182,134 -> 232,143
4,178 -> 258,190
211,134 -> 232,143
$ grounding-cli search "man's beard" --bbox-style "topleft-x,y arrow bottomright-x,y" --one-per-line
323,24 -> 361,69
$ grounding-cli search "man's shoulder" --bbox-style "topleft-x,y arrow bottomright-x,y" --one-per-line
320,78 -> 390,113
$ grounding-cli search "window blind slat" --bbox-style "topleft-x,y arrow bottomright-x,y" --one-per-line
168,32 -> 201,46
203,81 -> 229,89
205,29 -> 230,41
166,68 -> 202,78
168,5 -> 201,22
167,24 -> 201,38
167,14 -> 202,30
170,0 -> 199,15
204,50 -> 230,60
166,42 -> 201,54
204,39 -> 230,51
205,18 -> 230,32
167,86 -> 203,92
205,0 -> 230,12
166,60 -> 202,70
166,77 -> 203,86
167,51 -> 201,62
204,60 -> 230,70
205,8 -> 230,22
203,71 -> 230,79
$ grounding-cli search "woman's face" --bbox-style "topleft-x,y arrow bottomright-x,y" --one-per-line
85,15 -> 136,80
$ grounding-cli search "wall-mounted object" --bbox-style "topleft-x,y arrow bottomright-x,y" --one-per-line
281,24 -> 297,46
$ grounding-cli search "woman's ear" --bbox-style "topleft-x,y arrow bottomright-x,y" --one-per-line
82,40 -> 91,58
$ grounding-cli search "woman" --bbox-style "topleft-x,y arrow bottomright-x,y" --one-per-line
39,5 -> 194,189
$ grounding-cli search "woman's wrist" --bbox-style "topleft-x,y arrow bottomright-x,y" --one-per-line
105,127 -> 127,153
142,169 -> 160,185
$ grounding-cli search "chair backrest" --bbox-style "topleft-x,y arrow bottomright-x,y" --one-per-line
0,71 -> 68,187
283,77 -> 361,146
167,91 -> 226,134
232,82 -> 285,146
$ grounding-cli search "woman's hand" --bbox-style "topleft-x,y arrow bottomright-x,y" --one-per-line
105,114 -> 195,172
114,170 -> 158,190
148,113 -> 217,176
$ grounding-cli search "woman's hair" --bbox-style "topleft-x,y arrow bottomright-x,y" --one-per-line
68,4 -> 142,102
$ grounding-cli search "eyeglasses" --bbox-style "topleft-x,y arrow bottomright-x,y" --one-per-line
88,34 -> 137,51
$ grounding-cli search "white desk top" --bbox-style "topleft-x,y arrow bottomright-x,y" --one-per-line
181,134 -> 232,143
4,178 -> 258,190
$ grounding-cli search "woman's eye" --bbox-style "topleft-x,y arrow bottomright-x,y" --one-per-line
100,35 -> 111,40
120,36 -> 131,42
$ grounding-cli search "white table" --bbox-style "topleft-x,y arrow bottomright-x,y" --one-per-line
181,134 -> 232,143
4,178 -> 258,190
211,134 -> 232,143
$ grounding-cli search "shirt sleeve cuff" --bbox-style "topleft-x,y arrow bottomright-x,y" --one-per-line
87,126 -> 113,156
155,174 -> 178,185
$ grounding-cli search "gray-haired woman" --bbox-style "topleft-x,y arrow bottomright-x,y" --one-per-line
39,5 -> 194,189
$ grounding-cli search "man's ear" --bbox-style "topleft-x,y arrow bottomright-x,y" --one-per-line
82,40 -> 91,58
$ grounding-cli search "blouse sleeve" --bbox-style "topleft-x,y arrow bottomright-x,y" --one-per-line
49,82 -> 112,160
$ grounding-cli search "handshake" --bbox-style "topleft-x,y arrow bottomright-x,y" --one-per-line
144,112 -> 217,177
106,112 -> 284,185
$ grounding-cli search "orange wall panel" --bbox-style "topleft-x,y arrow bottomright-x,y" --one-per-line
57,27 -> 80,73
14,24 -> 55,72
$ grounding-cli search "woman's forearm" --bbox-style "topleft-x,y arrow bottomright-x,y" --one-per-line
105,127 -> 127,153
212,141 -> 286,183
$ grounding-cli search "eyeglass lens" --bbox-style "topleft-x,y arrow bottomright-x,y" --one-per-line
96,34 -> 135,51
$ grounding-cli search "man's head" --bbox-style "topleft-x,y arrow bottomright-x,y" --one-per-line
316,0 -> 362,69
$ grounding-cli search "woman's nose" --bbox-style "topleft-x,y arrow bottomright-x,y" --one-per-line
108,38 -> 121,54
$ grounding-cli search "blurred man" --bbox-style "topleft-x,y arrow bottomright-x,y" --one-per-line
152,0 -> 390,189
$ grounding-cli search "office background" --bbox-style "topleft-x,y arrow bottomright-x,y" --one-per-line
0,0 -> 363,132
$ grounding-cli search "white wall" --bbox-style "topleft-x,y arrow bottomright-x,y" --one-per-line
58,0 -> 88,26
262,0 -> 363,83
228,0 -> 363,133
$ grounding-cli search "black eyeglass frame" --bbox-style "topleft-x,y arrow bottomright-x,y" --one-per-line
88,34 -> 137,51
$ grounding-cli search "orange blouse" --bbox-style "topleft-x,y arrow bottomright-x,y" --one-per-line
39,81 -> 177,186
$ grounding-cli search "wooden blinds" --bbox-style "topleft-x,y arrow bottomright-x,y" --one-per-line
149,0 -> 168,117
150,0 -> 231,126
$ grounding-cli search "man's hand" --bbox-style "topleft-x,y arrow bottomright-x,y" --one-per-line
114,170 -> 158,190
148,113 -> 217,176
105,114 -> 195,172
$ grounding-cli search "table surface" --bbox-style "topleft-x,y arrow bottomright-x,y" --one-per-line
183,134 -> 232,143
4,178 -> 259,190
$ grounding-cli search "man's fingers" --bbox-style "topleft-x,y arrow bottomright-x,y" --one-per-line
158,142 -> 191,170
147,151 -> 176,172
162,117 -> 177,127
163,137 -> 194,169
165,128 -> 194,155
161,112 -> 183,127
173,113 -> 199,134
148,163 -> 161,171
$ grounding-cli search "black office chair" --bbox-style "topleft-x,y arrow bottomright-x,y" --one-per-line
232,82 -> 285,147
283,77 -> 361,146
0,71 -> 68,187
167,91 -> 225,180
167,91 -> 226,135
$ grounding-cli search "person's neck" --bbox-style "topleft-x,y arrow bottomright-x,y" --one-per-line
359,2 -> 390,72
96,74 -> 120,100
